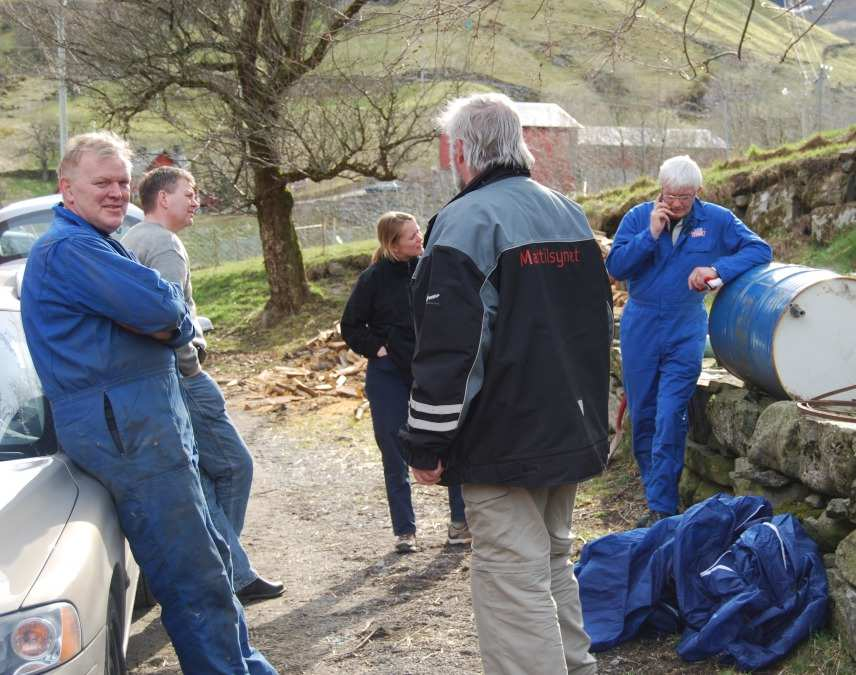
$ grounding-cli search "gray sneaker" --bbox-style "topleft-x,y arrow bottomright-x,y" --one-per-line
395,533 -> 417,554
447,521 -> 472,545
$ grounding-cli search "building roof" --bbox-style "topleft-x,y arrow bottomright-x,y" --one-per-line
131,147 -> 190,177
578,126 -> 727,149
512,102 -> 582,129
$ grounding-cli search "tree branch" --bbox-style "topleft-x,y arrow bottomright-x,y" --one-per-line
780,0 -> 836,63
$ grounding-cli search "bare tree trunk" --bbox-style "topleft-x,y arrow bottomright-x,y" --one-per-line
254,163 -> 309,325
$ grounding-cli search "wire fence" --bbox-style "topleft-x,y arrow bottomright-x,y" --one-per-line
179,217 -> 377,270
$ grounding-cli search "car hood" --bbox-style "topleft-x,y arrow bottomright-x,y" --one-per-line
0,456 -> 77,613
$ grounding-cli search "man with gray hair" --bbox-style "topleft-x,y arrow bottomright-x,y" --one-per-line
606,155 -> 771,527
21,132 -> 277,673
400,93 -> 611,674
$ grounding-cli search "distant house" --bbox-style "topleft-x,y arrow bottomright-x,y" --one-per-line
437,100 -> 727,195
130,145 -> 210,204
575,126 -> 727,194
131,146 -> 189,181
439,101 -> 581,194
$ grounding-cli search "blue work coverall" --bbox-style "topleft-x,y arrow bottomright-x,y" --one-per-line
21,205 -> 276,674
605,198 -> 771,515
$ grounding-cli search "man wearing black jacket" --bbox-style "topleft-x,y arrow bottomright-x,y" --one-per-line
400,93 -> 611,675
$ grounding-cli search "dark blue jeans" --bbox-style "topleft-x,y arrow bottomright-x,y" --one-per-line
181,371 -> 257,591
365,357 -> 465,536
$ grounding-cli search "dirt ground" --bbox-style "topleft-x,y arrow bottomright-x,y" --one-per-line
123,355 -> 821,675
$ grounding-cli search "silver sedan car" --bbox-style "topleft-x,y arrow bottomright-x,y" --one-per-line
0,254 -> 142,673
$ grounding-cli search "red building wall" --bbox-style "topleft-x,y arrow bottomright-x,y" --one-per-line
439,128 -> 576,195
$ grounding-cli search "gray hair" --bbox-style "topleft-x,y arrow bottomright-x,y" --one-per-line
59,131 -> 133,180
437,93 -> 534,174
658,155 -> 703,190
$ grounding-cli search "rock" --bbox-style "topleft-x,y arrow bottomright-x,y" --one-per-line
824,553 -> 838,569
730,457 -> 809,508
744,184 -> 798,235
802,511 -> 854,553
684,440 -> 735,487
733,194 -> 750,208
680,466 -> 730,508
810,202 -> 856,244
679,467 -> 701,508
804,493 -> 827,509
694,477 -> 727,504
688,387 -> 713,446
802,169 -> 849,210
828,568 -> 856,660
827,498 -> 851,521
325,260 -> 346,276
731,456 -> 791,487
749,402 -> 856,497
837,530 -> 856,588
707,388 -> 773,457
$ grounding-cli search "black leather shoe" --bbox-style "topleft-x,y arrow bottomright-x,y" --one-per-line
237,576 -> 284,604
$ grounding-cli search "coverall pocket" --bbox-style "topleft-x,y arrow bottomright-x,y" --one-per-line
103,395 -> 126,455
684,235 -> 714,252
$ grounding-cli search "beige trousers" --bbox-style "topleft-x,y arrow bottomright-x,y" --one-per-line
462,483 -> 597,675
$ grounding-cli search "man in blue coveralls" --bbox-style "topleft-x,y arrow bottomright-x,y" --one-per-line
21,131 -> 277,674
606,155 -> 771,527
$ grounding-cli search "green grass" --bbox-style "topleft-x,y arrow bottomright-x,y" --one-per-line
0,175 -> 56,203
192,238 -> 375,352
806,227 -> 856,273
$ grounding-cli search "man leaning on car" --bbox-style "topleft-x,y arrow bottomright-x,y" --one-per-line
20,131 -> 277,674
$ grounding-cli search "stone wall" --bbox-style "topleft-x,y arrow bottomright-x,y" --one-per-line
588,142 -> 856,245
609,342 -> 856,656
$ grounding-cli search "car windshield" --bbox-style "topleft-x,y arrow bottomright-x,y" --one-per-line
0,310 -> 56,461
0,207 -> 137,264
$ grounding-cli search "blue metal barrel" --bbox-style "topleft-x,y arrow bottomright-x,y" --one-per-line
709,263 -> 856,401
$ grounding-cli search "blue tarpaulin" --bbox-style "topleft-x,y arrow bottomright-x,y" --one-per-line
575,494 -> 828,671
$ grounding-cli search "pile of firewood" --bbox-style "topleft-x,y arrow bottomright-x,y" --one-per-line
237,232 -> 624,419
594,231 -> 628,314
240,325 -> 370,417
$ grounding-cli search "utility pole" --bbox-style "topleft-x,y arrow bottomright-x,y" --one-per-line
815,64 -> 829,133
57,0 -> 68,158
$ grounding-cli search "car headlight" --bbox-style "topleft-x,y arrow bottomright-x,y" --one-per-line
0,602 -> 82,674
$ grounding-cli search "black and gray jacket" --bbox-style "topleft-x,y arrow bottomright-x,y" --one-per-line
399,166 -> 613,487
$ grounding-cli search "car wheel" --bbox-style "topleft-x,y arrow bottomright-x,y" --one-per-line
134,571 -> 158,609
106,594 -> 128,675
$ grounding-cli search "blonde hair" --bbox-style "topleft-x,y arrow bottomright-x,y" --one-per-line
59,131 -> 133,180
372,211 -> 417,264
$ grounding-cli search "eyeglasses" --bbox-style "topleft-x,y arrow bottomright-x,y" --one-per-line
662,193 -> 696,203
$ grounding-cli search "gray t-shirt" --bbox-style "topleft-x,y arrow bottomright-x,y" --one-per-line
122,220 -> 203,376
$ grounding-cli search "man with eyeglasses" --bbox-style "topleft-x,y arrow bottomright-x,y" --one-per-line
606,155 -> 771,527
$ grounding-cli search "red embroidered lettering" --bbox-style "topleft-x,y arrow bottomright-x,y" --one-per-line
519,247 -> 581,268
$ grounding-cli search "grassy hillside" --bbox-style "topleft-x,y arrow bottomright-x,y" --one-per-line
1,0 -> 854,196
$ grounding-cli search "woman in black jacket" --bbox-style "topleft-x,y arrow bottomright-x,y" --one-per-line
341,211 -> 469,553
